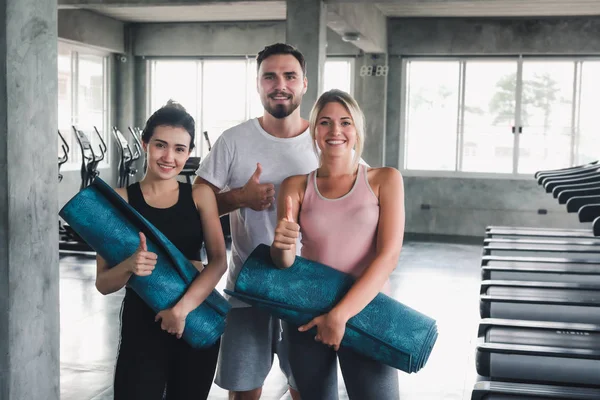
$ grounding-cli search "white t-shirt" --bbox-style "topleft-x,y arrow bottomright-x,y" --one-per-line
196,118 -> 318,307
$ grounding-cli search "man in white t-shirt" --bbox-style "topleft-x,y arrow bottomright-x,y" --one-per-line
194,43 -> 315,400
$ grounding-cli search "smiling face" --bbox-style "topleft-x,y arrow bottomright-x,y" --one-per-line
142,125 -> 191,180
257,54 -> 307,119
314,101 -> 357,160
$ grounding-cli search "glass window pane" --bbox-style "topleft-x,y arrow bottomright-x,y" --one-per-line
248,60 -> 263,119
462,61 -> 518,173
76,53 -> 107,161
404,61 -> 460,171
202,60 -> 247,157
150,60 -> 201,153
323,60 -> 352,94
518,61 -> 574,174
577,61 -> 600,165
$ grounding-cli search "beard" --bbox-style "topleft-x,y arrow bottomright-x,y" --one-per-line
262,94 -> 302,119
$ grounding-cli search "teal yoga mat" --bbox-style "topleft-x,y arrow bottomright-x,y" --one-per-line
59,178 -> 230,348
225,244 -> 438,373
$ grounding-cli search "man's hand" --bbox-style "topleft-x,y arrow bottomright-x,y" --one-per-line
242,163 -> 275,211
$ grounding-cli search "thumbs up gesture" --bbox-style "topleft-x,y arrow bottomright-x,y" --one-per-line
273,196 -> 300,251
242,163 -> 276,211
126,232 -> 158,276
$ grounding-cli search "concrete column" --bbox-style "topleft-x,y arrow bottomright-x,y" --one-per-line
354,53 -> 389,167
285,0 -> 326,120
133,55 -> 148,181
134,56 -> 148,128
386,56 -> 403,169
0,0 -> 59,399
115,24 -> 135,135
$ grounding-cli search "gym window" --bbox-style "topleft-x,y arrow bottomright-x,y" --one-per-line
58,41 -> 111,168
401,57 -> 600,177
149,57 -> 354,158
323,58 -> 354,95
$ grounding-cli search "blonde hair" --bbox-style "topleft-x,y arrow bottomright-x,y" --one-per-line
309,89 -> 365,170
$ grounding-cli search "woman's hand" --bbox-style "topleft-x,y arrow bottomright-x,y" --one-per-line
273,196 -> 299,251
299,310 -> 349,351
155,305 -> 188,339
125,232 -> 158,276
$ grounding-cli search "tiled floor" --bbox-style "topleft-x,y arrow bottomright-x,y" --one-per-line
59,240 -> 484,400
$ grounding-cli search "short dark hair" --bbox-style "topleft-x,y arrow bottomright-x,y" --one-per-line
256,43 -> 306,76
141,100 -> 195,150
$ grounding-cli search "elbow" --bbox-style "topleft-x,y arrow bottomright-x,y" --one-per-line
217,259 -> 228,276
95,280 -> 109,296
214,253 -> 228,276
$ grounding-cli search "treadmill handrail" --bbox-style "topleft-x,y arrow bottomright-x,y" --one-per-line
542,169 -> 600,186
558,185 -> 600,204
547,174 -> 600,193
480,293 -> 600,307
579,203 -> 600,223
486,226 -> 587,232
479,317 -> 600,332
477,342 -> 600,359
539,164 -> 600,181
483,244 -> 600,253
471,380 -> 600,399
481,264 -> 600,274
485,229 -> 594,239
92,126 -> 107,163
566,194 -> 600,213
535,160 -> 598,178
481,279 -> 600,291
482,255 -> 600,265
483,238 -> 600,246
128,126 -> 143,162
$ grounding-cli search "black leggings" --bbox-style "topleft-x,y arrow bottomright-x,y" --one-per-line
114,289 -> 220,400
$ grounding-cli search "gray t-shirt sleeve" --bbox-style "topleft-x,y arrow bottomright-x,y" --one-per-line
195,134 -> 232,190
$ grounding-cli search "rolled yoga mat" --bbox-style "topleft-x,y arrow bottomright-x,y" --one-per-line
224,244 -> 438,373
59,178 -> 231,348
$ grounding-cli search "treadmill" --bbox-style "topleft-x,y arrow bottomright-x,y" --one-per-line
482,239 -> 600,259
481,256 -> 600,284
471,380 -> 600,399
480,280 -> 600,324
476,319 -> 600,387
487,168 -> 600,240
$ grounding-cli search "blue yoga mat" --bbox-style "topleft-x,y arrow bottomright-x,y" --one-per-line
59,178 -> 230,348
225,244 -> 438,373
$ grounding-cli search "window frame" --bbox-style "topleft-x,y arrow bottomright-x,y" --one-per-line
147,56 -> 356,157
322,56 -> 355,96
58,40 -> 111,171
399,55 -> 600,179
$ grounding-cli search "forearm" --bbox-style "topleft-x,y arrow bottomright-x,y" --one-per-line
174,257 -> 227,317
331,254 -> 397,322
215,187 -> 247,215
96,262 -> 132,295
270,245 -> 296,269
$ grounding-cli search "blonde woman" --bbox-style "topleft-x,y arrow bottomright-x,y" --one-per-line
270,89 -> 405,399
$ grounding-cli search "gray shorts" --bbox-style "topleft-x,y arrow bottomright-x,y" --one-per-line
214,306 -> 297,392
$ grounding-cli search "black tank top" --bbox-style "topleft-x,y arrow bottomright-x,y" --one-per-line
126,182 -> 204,260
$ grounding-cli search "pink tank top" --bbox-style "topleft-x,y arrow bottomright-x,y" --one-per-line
300,164 -> 390,293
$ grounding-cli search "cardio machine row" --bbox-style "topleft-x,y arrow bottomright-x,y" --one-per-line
58,127 -> 229,254
472,161 -> 600,400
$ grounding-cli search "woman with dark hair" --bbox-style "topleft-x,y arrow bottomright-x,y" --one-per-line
95,100 -> 227,400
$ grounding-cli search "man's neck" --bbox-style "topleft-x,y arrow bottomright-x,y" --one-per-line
259,111 -> 309,139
